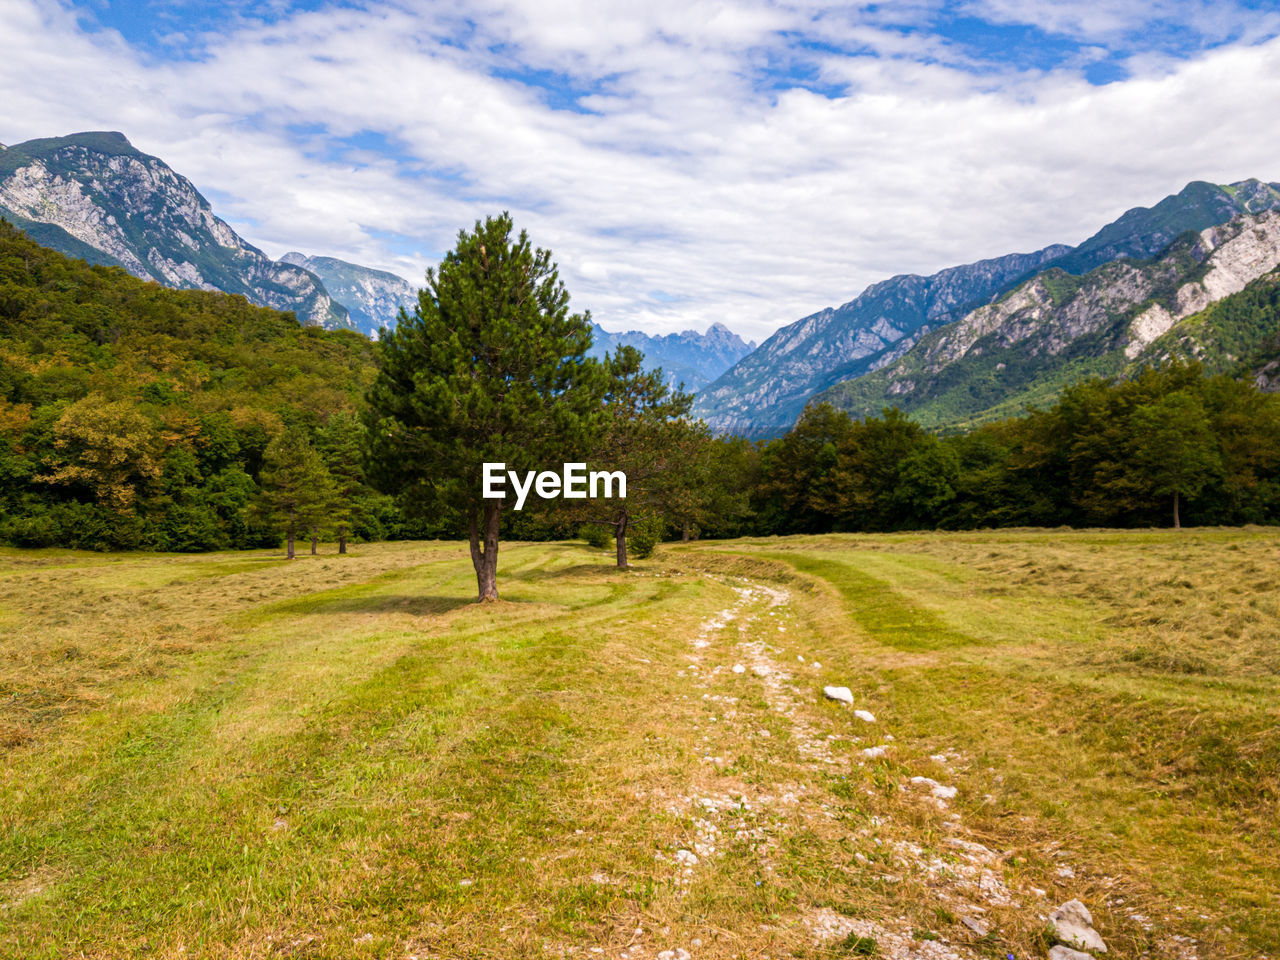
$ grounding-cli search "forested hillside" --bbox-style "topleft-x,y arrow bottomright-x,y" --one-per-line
0,219 -> 413,550
754,365 -> 1280,533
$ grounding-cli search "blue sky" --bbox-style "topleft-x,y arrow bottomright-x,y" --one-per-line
3,0 -> 1280,338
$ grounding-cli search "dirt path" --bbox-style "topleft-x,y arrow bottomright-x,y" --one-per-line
632,575 -> 1049,960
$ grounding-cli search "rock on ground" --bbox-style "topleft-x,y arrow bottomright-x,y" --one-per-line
1049,899 -> 1108,953
823,685 -> 854,704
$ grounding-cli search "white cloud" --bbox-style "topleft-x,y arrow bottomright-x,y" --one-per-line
0,0 -> 1279,341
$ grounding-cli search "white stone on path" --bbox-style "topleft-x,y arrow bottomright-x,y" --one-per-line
1049,900 -> 1108,954
674,849 -> 698,866
751,664 -> 770,677
959,914 -> 989,937
861,745 -> 888,759
732,664 -> 746,674
854,709 -> 876,723
823,686 -> 854,705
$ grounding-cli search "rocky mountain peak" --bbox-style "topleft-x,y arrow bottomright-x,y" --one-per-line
0,131 -> 352,330
695,176 -> 1280,437
588,322 -> 755,391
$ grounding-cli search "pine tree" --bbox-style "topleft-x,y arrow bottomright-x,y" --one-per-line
365,213 -> 604,600
255,430 -> 337,558
315,410 -> 371,554
590,345 -> 697,568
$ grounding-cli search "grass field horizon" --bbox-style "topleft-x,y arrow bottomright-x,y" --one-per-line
2,528 -> 1277,958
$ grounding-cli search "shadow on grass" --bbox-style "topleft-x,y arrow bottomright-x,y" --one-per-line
279,594 -> 476,617
516,562 -> 617,581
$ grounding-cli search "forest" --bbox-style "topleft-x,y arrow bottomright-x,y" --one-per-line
2,217 -> 1279,556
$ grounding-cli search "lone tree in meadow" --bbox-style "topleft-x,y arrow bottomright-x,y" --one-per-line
255,429 -> 337,559
365,213 -> 604,601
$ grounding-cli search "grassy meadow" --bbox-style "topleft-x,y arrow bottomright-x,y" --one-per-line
1,530 -> 1277,958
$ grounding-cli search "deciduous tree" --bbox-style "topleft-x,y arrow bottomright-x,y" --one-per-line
38,393 -> 160,512
1129,390 -> 1220,528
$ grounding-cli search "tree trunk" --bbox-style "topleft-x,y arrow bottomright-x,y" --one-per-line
681,521 -> 690,542
287,508 -> 295,560
338,531 -> 347,554
310,535 -> 318,555
615,511 -> 629,569
1173,490 -> 1181,530
469,501 -> 501,602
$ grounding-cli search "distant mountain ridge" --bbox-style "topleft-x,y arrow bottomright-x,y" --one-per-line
588,322 -> 755,391
0,132 -> 754,359
695,178 -> 1280,437
279,252 -> 418,337
0,132 -> 353,330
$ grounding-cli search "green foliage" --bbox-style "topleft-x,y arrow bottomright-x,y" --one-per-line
0,218 -> 383,550
364,213 -> 605,595
1129,390 -> 1220,525
365,213 -> 603,519
580,524 -> 611,549
755,363 -> 1280,532
625,515 -> 664,560
255,429 -> 337,553
841,933 -> 878,955
2,217 -> 1277,553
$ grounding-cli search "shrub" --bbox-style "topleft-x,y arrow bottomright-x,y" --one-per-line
627,516 -> 664,560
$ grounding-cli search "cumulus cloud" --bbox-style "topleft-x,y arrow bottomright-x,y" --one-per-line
1,0 -> 1279,339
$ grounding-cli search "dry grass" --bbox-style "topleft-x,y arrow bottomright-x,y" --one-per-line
1,530 -> 1277,958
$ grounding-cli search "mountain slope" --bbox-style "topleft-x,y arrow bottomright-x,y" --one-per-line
696,178 -> 1280,438
691,245 -> 1069,436
0,132 -> 352,330
817,209 -> 1280,429
280,252 -> 418,337
587,322 -> 755,391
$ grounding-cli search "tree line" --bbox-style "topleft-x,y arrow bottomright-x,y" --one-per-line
745,362 -> 1280,535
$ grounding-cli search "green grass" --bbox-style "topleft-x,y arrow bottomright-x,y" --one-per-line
1,531 -> 1277,958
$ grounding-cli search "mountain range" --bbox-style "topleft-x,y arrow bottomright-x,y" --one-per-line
694,178 -> 1280,435
4,130 -> 1278,435
0,132 -> 352,330
0,131 -> 749,376
819,209 -> 1280,428
278,251 -> 418,336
